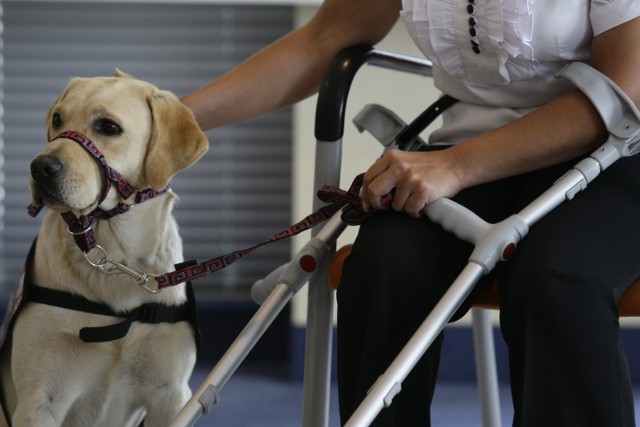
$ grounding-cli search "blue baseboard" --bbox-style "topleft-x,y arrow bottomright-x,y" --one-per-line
289,324 -> 640,384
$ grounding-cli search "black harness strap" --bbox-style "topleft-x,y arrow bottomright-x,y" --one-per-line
27,285 -> 192,343
14,240 -> 200,345
0,252 -> 200,426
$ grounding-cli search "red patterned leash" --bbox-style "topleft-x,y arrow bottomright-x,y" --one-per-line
154,174 -> 392,290
28,132 -> 391,291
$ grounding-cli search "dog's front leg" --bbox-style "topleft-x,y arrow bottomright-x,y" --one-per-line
142,383 -> 192,427
12,360 -> 98,427
12,365 -> 81,427
12,389 -> 71,427
10,308 -> 92,427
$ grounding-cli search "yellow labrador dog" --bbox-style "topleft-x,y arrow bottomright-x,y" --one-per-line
0,71 -> 208,426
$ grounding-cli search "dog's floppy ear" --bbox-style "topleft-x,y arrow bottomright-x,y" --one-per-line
144,90 -> 209,190
113,69 -> 133,78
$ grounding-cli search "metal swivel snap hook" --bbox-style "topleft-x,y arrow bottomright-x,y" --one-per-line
84,245 -> 162,294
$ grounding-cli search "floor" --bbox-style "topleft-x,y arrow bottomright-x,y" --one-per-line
181,363 -> 512,427
181,362 -> 640,427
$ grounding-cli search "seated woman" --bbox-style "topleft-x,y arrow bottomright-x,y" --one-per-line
182,1 -> 640,425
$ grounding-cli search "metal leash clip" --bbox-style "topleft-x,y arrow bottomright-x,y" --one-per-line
84,245 -> 162,294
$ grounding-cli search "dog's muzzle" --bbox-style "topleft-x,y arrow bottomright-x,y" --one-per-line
27,131 -> 171,253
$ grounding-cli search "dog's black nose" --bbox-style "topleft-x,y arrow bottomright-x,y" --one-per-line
31,155 -> 63,182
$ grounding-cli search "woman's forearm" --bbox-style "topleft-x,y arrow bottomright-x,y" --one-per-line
182,0 -> 401,131
451,16 -> 640,190
449,90 -> 608,189
181,29 -> 329,130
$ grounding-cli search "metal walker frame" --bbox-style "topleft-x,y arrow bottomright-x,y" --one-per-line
170,45 -> 640,427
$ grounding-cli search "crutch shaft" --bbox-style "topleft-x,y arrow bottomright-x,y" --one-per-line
170,284 -> 293,427
345,263 -> 485,427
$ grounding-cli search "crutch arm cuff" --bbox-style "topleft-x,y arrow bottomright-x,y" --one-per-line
557,62 -> 640,158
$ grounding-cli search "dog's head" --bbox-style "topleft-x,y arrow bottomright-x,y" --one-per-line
29,70 -> 209,215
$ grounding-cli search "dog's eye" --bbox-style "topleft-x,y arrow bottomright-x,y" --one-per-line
93,119 -> 122,136
51,113 -> 62,130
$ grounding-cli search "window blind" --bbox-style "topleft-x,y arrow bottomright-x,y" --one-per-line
1,1 -> 294,299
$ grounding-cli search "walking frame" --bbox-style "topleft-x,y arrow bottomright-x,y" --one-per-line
170,45 -> 640,427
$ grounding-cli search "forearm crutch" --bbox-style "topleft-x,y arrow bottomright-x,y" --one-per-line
345,62 -> 640,426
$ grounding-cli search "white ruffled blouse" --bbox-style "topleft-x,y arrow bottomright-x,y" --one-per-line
400,0 -> 640,142
402,0 -> 535,85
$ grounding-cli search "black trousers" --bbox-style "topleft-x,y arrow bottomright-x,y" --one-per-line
336,154 -> 640,427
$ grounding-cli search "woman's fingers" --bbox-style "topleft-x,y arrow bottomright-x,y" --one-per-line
361,149 -> 461,216
361,155 -> 396,211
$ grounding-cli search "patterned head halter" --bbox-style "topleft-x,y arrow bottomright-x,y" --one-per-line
28,130 -> 171,252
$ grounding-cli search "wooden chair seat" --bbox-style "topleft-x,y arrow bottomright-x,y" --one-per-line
329,244 -> 640,316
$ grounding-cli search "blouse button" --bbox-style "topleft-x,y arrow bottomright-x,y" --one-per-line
467,0 -> 479,54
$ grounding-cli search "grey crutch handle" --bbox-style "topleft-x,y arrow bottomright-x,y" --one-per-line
424,199 -> 528,274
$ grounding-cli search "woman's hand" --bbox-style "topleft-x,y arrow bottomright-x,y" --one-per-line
360,148 -> 464,217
